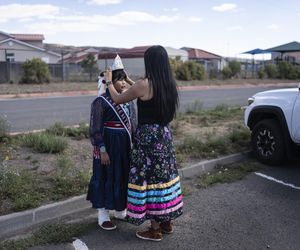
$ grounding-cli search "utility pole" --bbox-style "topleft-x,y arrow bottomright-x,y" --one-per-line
61,50 -> 64,82
4,49 -> 10,83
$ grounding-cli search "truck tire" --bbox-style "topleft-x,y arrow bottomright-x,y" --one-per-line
251,119 -> 285,165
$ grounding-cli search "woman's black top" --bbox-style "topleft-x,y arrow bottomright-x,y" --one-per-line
137,98 -> 161,125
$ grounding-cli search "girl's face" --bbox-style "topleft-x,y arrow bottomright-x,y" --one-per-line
114,79 -> 126,93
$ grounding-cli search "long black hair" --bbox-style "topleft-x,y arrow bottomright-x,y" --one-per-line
144,45 -> 179,125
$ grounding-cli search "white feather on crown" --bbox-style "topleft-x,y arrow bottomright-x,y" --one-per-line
111,54 -> 124,71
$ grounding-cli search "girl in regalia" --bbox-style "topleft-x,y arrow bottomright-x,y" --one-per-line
87,55 -> 136,230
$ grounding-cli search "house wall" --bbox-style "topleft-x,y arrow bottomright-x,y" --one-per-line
23,40 -> 43,48
0,41 -> 60,63
165,47 -> 188,61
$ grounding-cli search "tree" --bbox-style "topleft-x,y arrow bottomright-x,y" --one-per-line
81,53 -> 98,81
21,58 -> 51,84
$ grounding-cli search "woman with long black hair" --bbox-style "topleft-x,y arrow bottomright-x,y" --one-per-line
105,45 -> 183,241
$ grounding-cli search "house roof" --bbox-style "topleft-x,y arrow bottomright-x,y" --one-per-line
98,46 -> 152,59
0,38 -> 60,57
266,41 -> 300,53
184,48 -> 222,60
60,52 -> 98,63
10,33 -> 44,41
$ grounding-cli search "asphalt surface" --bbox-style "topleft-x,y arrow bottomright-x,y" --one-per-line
31,161 -> 300,250
0,85 -> 294,133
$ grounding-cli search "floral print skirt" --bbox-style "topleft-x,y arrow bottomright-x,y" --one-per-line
126,124 -> 183,225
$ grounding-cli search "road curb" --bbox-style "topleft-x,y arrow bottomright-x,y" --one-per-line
0,151 -> 251,238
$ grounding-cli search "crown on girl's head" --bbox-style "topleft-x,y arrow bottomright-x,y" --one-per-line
111,54 -> 124,71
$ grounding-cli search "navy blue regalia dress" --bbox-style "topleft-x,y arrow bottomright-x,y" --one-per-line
87,89 -> 136,211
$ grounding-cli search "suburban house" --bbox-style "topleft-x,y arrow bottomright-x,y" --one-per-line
267,41 -> 300,64
60,47 -> 99,64
0,31 -> 61,63
182,47 -> 225,72
97,46 -> 188,78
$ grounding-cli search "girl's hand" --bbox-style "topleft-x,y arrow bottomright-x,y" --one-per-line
100,152 -> 110,165
104,68 -> 112,83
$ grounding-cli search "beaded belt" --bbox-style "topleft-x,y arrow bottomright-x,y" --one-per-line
104,121 -> 124,128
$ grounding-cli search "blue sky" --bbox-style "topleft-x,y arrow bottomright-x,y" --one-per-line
0,0 -> 299,58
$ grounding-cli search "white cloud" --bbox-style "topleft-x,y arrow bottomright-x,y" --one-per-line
25,11 -> 179,35
0,4 -> 59,22
267,24 -> 278,29
188,17 -> 203,23
163,8 -> 179,12
226,25 -> 243,31
86,0 -> 122,5
212,3 -> 237,12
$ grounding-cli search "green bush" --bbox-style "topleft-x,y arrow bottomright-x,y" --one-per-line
22,133 -> 68,153
264,64 -> 278,78
228,61 -> 241,77
0,170 -> 41,211
176,61 -> 205,81
222,66 -> 232,79
21,58 -> 51,84
258,68 -> 266,79
278,61 -> 292,79
169,58 -> 182,76
0,116 -> 10,141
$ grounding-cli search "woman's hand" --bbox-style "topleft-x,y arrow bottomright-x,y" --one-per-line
124,70 -> 135,86
104,68 -> 112,83
100,152 -> 110,165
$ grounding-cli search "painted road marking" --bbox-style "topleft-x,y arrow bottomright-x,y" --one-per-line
255,172 -> 300,190
72,239 -> 89,250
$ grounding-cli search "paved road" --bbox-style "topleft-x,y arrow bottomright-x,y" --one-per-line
0,85 -> 294,133
32,161 -> 300,250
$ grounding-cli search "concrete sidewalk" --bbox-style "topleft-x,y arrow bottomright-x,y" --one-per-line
0,152 -> 250,239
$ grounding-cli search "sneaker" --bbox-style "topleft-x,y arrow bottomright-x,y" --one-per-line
136,227 -> 163,242
100,221 -> 117,231
160,221 -> 174,234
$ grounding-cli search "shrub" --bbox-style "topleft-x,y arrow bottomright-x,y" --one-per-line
264,64 -> 278,78
228,61 -> 241,77
278,61 -> 292,79
169,58 -> 182,76
0,116 -> 10,141
22,133 -> 68,153
0,169 -> 41,211
222,66 -> 232,79
258,68 -> 266,79
21,58 -> 51,84
176,61 -> 205,80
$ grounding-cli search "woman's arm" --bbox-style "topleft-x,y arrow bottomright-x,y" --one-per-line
105,69 -> 147,104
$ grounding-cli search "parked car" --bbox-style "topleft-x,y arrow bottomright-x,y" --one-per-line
244,83 -> 300,165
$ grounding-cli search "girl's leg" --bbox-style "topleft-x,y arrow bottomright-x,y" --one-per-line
98,208 -> 116,231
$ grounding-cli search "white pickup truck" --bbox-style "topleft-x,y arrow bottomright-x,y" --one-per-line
244,83 -> 300,165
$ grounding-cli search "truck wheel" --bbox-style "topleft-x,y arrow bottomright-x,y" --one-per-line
252,119 -> 285,165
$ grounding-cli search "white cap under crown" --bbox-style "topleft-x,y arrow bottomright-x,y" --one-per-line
111,54 -> 124,71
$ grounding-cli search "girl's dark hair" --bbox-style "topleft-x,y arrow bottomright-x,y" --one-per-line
144,45 -> 179,125
112,69 -> 126,83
